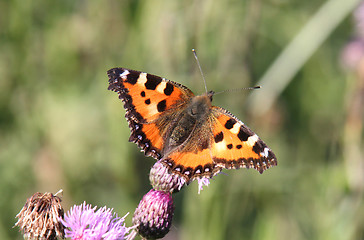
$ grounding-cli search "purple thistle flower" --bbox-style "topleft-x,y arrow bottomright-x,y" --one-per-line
149,161 -> 186,193
132,189 -> 174,239
61,202 -> 132,240
150,161 -> 215,194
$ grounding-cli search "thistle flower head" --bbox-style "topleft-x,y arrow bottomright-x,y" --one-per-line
132,189 -> 174,239
60,202 -> 131,240
15,191 -> 64,240
149,161 -> 186,193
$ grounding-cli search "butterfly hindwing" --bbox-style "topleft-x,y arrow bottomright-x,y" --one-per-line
160,111 -> 220,180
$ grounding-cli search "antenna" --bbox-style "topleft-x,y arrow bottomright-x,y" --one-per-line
192,49 -> 260,96
214,86 -> 261,96
192,49 -> 208,93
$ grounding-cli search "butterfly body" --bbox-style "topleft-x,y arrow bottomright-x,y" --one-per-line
108,68 -> 277,183
166,93 -> 212,150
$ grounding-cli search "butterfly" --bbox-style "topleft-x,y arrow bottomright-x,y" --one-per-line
107,68 -> 277,183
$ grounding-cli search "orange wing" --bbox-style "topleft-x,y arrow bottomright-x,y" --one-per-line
160,106 -> 277,182
210,106 -> 277,173
107,68 -> 194,159
161,145 -> 222,182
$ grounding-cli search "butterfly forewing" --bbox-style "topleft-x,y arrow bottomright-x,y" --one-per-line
211,106 -> 277,173
107,68 -> 194,159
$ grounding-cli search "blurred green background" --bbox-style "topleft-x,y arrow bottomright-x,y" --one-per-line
1,0 -> 364,239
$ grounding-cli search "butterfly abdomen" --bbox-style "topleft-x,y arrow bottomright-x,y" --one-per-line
168,116 -> 195,147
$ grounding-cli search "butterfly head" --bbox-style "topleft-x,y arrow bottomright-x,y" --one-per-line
187,90 -> 215,117
207,90 -> 215,102
189,92 -> 214,117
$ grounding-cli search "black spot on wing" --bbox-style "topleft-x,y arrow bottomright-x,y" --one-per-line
237,127 -> 252,141
145,74 -> 162,90
126,73 -> 138,84
145,99 -> 151,105
225,119 -> 236,129
252,140 -> 265,155
157,100 -> 167,112
164,82 -> 174,96
214,131 -> 224,143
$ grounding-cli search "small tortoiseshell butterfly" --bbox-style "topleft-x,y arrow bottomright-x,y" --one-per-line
107,68 -> 277,183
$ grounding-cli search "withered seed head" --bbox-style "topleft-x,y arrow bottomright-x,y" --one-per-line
15,191 -> 64,240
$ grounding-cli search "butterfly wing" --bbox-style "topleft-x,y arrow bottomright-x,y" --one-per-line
107,68 -> 194,159
161,105 -> 277,182
210,106 -> 277,173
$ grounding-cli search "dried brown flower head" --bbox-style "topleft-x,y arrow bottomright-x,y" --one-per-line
15,191 -> 65,240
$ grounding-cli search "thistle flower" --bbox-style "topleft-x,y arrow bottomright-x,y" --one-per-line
149,161 -> 186,193
132,189 -> 174,239
15,191 -> 64,240
60,202 -> 131,240
150,160 -> 213,194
